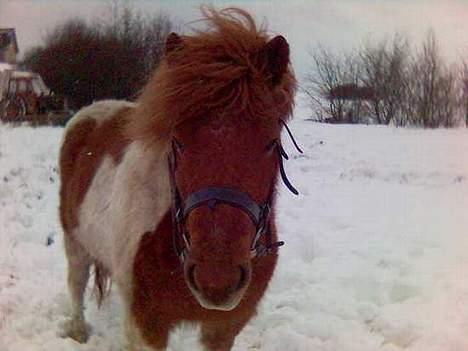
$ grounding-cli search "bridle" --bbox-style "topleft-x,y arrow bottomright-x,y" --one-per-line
168,120 -> 302,263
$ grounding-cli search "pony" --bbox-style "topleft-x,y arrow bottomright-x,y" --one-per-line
58,7 -> 296,350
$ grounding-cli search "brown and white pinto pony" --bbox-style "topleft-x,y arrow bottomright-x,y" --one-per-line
59,7 -> 296,351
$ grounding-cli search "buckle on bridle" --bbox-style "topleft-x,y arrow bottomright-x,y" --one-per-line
251,240 -> 285,258
250,203 -> 269,250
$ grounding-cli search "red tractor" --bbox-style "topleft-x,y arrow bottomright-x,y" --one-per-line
0,66 -> 60,122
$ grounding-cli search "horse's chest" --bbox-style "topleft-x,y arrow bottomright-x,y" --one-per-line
76,144 -> 171,276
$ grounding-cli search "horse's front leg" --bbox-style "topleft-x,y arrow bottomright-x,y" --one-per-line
124,313 -> 170,351
60,234 -> 92,343
200,314 -> 253,351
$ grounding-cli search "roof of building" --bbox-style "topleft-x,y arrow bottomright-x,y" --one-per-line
0,28 -> 19,54
0,62 -> 15,71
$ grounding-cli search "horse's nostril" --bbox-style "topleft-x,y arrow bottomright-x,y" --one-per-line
236,265 -> 250,291
188,264 -> 199,292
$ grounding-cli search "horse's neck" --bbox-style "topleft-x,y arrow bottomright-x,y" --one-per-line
121,141 -> 169,189
110,141 -> 171,284
115,140 -> 171,230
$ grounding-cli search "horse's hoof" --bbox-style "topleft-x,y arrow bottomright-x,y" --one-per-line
59,318 -> 92,343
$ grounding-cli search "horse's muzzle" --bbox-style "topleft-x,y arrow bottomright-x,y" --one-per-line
185,262 -> 251,311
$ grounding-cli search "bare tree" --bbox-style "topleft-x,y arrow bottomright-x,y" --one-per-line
461,60 -> 468,125
360,34 -> 410,126
304,46 -> 363,123
102,3 -> 174,82
304,29 -> 464,128
436,65 -> 460,127
411,30 -> 439,127
407,30 -> 462,128
22,3 -> 175,109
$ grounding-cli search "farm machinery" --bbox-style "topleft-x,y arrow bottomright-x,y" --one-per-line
0,65 -> 63,122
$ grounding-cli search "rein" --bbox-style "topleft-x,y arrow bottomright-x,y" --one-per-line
168,120 -> 302,263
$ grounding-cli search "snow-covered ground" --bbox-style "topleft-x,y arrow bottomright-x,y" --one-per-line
2,110 -> 468,350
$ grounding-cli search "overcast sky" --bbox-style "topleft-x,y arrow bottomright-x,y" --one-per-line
0,0 -> 467,78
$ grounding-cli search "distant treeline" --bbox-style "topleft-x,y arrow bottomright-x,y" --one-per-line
23,7 -> 467,128
304,31 -> 468,128
22,4 -> 174,110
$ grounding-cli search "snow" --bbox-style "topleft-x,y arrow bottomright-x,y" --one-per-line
2,110 -> 468,350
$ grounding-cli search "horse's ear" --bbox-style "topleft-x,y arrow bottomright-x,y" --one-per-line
262,35 -> 290,86
165,32 -> 183,56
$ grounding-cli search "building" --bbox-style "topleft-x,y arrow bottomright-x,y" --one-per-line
0,28 -> 19,64
325,84 -> 375,124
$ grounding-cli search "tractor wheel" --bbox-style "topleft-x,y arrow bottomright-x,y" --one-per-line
0,97 -> 26,122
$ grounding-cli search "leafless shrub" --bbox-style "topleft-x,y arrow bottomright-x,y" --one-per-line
305,30 -> 465,128
304,46 -> 364,123
460,60 -> 468,124
360,34 -> 410,126
405,31 -> 462,127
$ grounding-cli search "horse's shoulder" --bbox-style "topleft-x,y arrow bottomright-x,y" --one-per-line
64,100 -> 136,133
61,99 -> 136,163
59,100 -> 137,231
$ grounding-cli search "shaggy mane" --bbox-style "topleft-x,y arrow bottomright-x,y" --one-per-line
128,6 -> 296,146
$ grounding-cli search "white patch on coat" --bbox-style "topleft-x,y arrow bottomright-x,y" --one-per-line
71,156 -> 116,269
76,140 -> 171,284
61,100 -> 136,148
74,140 -> 171,347
62,99 -> 171,349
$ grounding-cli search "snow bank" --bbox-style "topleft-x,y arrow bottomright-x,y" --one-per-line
2,116 -> 468,350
